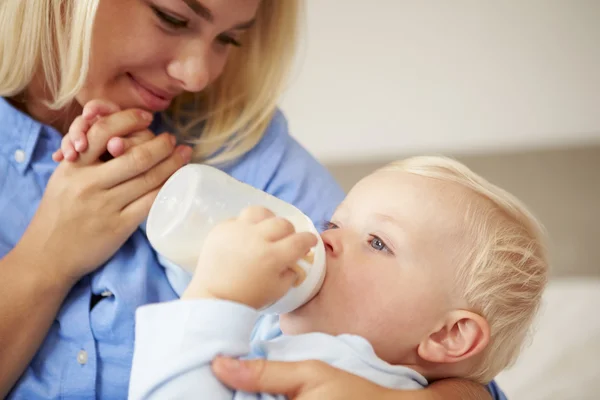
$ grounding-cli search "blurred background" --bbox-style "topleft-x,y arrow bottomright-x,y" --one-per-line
279,1 -> 600,399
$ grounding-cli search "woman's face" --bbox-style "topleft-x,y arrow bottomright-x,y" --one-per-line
78,0 -> 261,112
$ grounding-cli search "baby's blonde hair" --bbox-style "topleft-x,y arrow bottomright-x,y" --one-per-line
380,156 -> 548,383
0,0 -> 300,165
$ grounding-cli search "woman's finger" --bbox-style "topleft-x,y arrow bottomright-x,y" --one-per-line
119,147 -> 192,223
212,357 -> 392,400
120,186 -> 162,229
109,142 -> 191,208
211,358 -> 323,396
98,133 -> 186,188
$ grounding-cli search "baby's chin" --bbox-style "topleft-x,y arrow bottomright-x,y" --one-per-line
279,313 -> 314,336
279,299 -> 321,335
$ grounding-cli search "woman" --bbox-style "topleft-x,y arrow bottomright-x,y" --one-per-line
0,0 -> 503,398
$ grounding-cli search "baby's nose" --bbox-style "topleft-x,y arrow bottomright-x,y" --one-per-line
322,230 -> 343,257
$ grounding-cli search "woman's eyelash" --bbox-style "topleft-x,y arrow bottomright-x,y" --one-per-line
217,35 -> 241,47
152,7 -> 188,29
152,6 -> 241,47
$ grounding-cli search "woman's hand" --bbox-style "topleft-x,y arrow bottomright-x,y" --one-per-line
212,357 -> 493,400
212,357 -> 394,400
18,107 -> 193,285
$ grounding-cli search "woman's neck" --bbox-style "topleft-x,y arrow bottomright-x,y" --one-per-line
10,73 -> 82,136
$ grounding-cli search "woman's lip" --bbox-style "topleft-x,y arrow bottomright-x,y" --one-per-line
127,73 -> 173,111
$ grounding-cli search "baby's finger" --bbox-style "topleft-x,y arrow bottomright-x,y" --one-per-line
290,250 -> 314,287
66,115 -> 93,154
107,137 -> 126,157
280,267 -> 302,290
107,130 -> 167,158
77,100 -> 122,154
289,265 -> 307,288
52,149 -> 65,162
275,232 -> 318,264
300,250 -> 315,266
60,133 -> 79,161
259,217 -> 296,242
79,108 -> 153,164
239,206 -> 276,224
82,99 -> 121,121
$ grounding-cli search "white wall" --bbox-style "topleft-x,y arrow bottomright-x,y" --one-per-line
280,0 -> 600,163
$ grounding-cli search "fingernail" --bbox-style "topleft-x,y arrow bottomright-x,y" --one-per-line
82,108 -> 94,119
74,139 -> 84,152
170,135 -> 177,146
178,146 -> 193,162
138,110 -> 153,121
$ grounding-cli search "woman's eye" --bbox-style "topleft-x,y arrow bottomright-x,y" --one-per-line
152,7 -> 188,29
217,35 -> 241,47
369,236 -> 390,253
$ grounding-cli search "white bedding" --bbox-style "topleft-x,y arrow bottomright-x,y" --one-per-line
495,277 -> 600,399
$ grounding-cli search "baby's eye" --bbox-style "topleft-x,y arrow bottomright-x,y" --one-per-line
369,236 -> 391,254
321,220 -> 339,231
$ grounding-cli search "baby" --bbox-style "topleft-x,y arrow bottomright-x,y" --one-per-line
57,106 -> 548,399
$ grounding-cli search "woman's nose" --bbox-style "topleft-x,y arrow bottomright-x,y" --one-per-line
167,47 -> 211,93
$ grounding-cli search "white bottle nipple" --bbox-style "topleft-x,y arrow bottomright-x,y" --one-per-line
146,164 -> 327,314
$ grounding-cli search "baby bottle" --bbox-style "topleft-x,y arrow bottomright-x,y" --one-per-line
146,164 -> 327,314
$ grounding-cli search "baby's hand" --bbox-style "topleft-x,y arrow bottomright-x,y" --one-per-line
52,100 -> 124,162
182,206 -> 318,310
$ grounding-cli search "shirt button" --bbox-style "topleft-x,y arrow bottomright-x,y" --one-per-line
77,350 -> 88,365
100,290 -> 113,297
14,149 -> 26,163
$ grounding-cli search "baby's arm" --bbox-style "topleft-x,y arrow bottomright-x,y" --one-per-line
129,299 -> 262,400
129,207 -> 315,399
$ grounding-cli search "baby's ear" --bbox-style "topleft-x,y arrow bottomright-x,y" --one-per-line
417,310 -> 490,364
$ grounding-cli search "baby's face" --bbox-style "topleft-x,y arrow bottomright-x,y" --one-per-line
280,169 -> 471,365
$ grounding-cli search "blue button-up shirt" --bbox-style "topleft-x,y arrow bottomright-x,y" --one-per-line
0,97 -> 506,399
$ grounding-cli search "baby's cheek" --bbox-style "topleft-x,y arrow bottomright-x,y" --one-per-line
335,277 -> 381,320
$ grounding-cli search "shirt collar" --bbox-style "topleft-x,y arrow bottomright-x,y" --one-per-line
0,97 -> 45,173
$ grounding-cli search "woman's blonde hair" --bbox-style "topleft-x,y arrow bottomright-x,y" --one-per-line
0,0 -> 300,165
379,156 -> 549,383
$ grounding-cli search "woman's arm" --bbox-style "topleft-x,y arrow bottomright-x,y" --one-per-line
0,107 -> 186,397
419,379 -> 492,400
212,357 -> 492,400
0,246 -> 74,398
